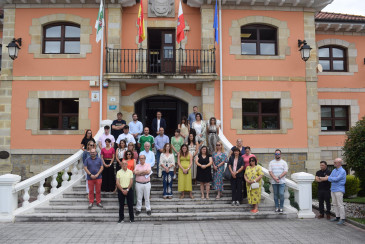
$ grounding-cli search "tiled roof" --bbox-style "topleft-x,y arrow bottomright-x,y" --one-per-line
316,12 -> 365,23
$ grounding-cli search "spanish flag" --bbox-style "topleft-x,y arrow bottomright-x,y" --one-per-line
138,1 -> 146,43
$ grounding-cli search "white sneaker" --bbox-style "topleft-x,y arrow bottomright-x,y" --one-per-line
231,201 -> 235,206
173,174 -> 176,180
235,201 -> 240,206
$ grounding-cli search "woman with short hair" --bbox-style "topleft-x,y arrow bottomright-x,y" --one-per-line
228,147 -> 244,206
244,157 -> 264,213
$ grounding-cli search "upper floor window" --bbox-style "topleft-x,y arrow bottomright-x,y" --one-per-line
321,106 -> 349,131
40,99 -> 79,130
242,99 -> 280,130
241,25 -> 277,55
43,23 -> 80,54
318,46 -> 347,72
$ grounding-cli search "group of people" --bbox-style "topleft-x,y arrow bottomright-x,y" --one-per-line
80,108 -> 348,225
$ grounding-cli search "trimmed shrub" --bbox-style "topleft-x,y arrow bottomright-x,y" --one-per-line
345,175 -> 361,198
312,181 -> 318,199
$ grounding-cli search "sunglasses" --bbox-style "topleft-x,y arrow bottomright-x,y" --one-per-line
216,144 -> 221,146
127,153 -> 132,155
275,153 -> 281,156
89,144 -> 94,146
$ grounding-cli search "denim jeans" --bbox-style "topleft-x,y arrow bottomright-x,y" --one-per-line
272,183 -> 285,209
156,150 -> 161,176
162,171 -> 174,197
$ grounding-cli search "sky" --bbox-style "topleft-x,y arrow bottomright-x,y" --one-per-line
322,0 -> 365,16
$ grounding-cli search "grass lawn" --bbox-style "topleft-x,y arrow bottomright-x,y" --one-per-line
343,197 -> 365,204
349,217 -> 365,225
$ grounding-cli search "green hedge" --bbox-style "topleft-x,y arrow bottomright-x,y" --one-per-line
312,175 -> 360,199
345,175 -> 361,198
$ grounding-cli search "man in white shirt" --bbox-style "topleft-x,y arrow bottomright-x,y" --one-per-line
116,125 -> 136,145
139,142 -> 155,168
98,125 -> 115,150
268,149 -> 288,214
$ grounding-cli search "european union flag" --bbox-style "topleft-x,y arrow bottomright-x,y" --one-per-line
213,0 -> 219,44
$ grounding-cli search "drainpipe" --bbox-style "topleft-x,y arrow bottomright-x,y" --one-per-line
219,0 -> 223,132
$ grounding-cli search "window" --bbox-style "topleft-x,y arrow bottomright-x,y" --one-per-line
40,99 -> 79,130
242,99 -> 280,129
43,23 -> 80,54
318,46 -> 347,72
321,106 -> 349,131
241,25 -> 277,55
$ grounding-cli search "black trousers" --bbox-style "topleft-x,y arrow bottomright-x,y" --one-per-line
231,177 -> 243,202
118,188 -> 134,221
318,190 -> 331,215
242,171 -> 247,199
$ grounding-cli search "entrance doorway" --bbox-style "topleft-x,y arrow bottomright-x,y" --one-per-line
148,28 -> 176,73
135,96 -> 188,138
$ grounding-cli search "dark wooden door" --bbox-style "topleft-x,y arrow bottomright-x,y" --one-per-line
161,30 -> 175,73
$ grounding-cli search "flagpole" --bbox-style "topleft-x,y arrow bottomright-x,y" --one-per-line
99,2 -> 104,127
218,0 -> 223,133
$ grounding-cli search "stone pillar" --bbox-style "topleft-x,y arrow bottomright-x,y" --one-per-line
291,172 -> 315,218
106,81 -> 121,120
0,8 -> 16,175
304,12 -> 321,174
201,5 -> 215,73
201,81 -> 215,121
0,174 -> 21,222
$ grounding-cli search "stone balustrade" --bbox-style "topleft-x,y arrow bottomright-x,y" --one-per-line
0,120 -> 111,222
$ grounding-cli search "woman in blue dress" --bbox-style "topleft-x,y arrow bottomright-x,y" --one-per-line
212,141 -> 228,199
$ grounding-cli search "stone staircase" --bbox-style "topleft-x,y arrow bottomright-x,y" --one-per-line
15,176 -> 297,222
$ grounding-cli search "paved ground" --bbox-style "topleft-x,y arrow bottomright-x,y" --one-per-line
0,219 -> 364,243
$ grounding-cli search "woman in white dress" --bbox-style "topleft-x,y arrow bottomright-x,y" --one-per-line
178,116 -> 190,140
192,113 -> 206,147
159,143 -> 175,199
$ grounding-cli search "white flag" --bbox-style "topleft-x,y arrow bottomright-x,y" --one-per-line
95,1 -> 104,43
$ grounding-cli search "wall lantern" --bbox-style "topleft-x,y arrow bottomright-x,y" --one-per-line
6,38 -> 22,60
298,39 -> 312,62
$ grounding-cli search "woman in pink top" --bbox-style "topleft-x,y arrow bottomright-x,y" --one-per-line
242,146 -> 256,170
101,138 -> 116,192
242,146 -> 256,199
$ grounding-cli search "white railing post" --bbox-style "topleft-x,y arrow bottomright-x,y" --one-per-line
291,172 -> 315,218
0,174 -> 21,222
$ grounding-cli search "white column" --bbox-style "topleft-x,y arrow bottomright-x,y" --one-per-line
291,172 -> 315,218
0,174 -> 21,222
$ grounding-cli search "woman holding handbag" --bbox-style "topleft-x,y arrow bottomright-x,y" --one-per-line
244,157 -> 264,213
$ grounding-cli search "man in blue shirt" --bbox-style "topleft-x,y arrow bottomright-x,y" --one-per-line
139,142 -> 155,168
129,113 -> 143,152
84,149 -> 104,209
323,158 -> 347,225
155,127 -> 169,178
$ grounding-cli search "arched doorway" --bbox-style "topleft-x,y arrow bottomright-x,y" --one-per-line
135,95 -> 188,138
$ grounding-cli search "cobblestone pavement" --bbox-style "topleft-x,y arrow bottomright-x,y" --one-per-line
0,219 -> 364,244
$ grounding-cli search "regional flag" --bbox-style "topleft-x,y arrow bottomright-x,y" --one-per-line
138,1 -> 146,43
95,1 -> 104,43
177,0 -> 185,43
213,0 -> 219,44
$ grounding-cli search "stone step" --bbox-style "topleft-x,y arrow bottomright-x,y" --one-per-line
76,184 -> 233,191
34,204 -> 275,214
15,211 -> 296,222
64,190 -> 232,198
49,197 -> 242,206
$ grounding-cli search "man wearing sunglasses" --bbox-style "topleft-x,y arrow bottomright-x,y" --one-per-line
268,149 -> 288,214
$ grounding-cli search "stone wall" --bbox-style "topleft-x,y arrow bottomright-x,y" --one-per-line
256,153 -> 307,176
11,154 -> 71,180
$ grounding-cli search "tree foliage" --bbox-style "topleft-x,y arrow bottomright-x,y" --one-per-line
343,116 -> 365,195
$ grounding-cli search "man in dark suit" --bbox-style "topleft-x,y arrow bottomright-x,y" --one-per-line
151,111 -> 167,136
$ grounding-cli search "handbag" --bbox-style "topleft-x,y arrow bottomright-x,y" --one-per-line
250,166 -> 260,189
223,164 -> 231,180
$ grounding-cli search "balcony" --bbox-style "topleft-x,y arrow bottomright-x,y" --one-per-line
104,48 -> 217,83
